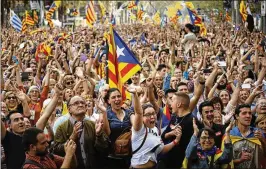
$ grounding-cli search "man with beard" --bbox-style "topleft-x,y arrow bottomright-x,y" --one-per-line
1,111 -> 26,169
198,100 -> 226,148
22,127 -> 76,168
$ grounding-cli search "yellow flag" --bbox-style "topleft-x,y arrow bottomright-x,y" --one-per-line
152,11 -> 161,25
185,2 -> 194,10
175,2 -> 182,10
165,6 -> 176,18
99,1 -> 106,17
54,1 -> 61,7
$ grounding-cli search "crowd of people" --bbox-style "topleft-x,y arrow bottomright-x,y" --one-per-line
1,18 -> 266,169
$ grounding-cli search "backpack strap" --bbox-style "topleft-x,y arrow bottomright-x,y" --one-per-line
132,127 -> 148,154
22,159 -> 44,169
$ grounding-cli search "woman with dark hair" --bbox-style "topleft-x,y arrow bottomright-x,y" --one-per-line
183,119 -> 234,169
103,88 -> 134,168
181,23 -> 197,54
127,86 -> 182,169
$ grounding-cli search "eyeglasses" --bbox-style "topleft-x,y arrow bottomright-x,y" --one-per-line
69,100 -> 86,106
200,136 -> 214,141
66,81 -> 74,85
143,112 -> 156,118
7,96 -> 16,100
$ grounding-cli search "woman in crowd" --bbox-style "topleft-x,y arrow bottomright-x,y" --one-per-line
183,119 -> 234,169
128,86 -> 182,169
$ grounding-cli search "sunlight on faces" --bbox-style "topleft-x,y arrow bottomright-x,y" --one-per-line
199,130 -> 215,151
49,79 -> 56,91
239,90 -> 250,103
5,93 -> 18,109
64,89 -> 74,102
64,75 -> 75,89
170,77 -> 178,88
154,75 -> 163,88
29,89 -> 40,101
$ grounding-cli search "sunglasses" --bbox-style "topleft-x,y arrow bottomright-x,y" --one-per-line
7,96 -> 16,100
66,81 -> 74,85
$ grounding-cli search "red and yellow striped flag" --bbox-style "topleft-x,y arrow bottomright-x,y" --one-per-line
25,11 -> 34,26
22,18 -> 27,33
239,0 -> 247,22
33,10 -> 38,24
137,8 -> 144,21
86,1 -> 96,27
225,11 -> 231,22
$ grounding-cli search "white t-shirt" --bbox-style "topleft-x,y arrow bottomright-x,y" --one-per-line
131,125 -> 164,167
181,32 -> 196,54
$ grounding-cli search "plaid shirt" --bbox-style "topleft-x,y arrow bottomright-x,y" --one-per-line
23,153 -> 64,169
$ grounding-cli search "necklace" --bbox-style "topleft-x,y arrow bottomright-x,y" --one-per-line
175,114 -> 187,126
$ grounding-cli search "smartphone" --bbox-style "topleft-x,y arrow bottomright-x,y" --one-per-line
242,84 -> 251,89
203,69 -> 211,74
21,72 -> 30,82
12,56 -> 19,65
218,61 -> 226,67
244,65 -> 253,70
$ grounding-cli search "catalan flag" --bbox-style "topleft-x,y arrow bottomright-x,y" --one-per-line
137,6 -> 144,21
22,18 -> 27,33
170,10 -> 182,24
225,10 -> 231,22
128,10 -> 136,20
127,0 -> 139,9
107,26 -> 141,100
25,11 -> 34,26
240,0 -> 247,22
35,42 -> 51,62
86,1 -> 96,27
187,8 -> 202,25
33,10 -> 38,24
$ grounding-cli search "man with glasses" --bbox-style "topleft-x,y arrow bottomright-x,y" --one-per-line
53,95 -> 109,168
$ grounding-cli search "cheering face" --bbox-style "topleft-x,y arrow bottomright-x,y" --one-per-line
108,90 -> 122,111
5,93 -> 18,109
131,73 -> 140,85
236,107 -> 252,127
239,90 -> 250,104
64,75 -> 75,89
213,110 -> 222,125
64,89 -> 74,102
219,91 -> 230,106
143,107 -> 157,128
199,131 -> 215,151
202,106 -> 214,122
256,99 -> 266,114
257,119 -> 266,133
213,102 -> 222,112
29,89 -> 40,102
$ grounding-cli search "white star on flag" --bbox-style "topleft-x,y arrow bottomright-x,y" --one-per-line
116,45 -> 125,58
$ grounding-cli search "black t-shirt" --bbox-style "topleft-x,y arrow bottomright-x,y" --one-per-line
2,131 -> 25,169
211,123 -> 226,149
161,112 -> 203,169
7,103 -> 23,114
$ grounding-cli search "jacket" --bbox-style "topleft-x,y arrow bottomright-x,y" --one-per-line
53,119 -> 109,168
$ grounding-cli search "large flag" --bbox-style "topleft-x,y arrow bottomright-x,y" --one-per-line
240,0 -> 247,22
170,10 -> 182,24
33,10 -> 39,24
25,11 -> 35,26
137,6 -> 144,21
46,2 -> 59,28
107,26 -> 141,100
187,8 -> 202,25
86,1 -> 96,27
152,11 -> 161,25
10,10 -> 22,32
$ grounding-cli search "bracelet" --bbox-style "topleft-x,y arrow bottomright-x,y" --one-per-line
172,139 -> 178,145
